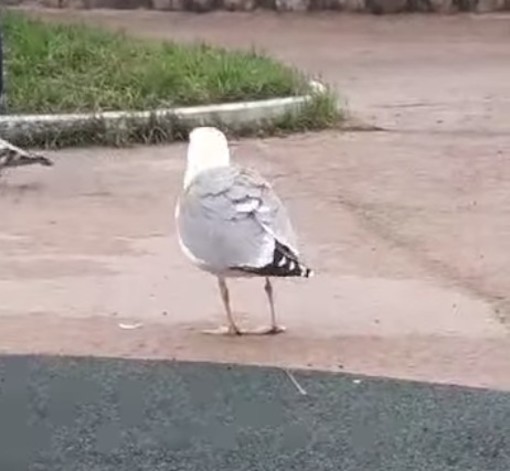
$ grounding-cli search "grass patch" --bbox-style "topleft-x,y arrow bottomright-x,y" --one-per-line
1,11 -> 342,147
3,11 -> 311,114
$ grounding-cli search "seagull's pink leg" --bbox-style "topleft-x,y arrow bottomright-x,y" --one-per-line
202,277 -> 242,336
247,277 -> 286,335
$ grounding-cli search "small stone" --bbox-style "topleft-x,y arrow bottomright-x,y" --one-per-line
118,322 -> 143,330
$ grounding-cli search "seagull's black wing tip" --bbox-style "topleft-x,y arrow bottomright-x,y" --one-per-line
233,241 -> 313,278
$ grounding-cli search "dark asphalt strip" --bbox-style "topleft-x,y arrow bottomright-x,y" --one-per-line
0,355 -> 509,471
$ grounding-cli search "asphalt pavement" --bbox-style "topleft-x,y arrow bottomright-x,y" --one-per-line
1,355 -> 510,470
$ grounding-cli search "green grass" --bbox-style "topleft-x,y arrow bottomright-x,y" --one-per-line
1,11 -> 342,147
3,11 -> 312,114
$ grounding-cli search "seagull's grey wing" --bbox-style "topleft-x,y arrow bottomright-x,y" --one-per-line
241,168 -> 299,257
0,138 -> 53,170
176,165 -> 308,277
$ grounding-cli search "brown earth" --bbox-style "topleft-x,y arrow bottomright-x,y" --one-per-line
2,10 -> 510,390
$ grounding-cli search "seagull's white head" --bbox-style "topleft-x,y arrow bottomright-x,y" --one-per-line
184,126 -> 230,188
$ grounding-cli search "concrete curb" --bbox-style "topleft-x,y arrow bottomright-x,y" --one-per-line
0,81 -> 333,144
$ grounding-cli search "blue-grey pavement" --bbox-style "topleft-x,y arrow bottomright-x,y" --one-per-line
0,355 -> 509,471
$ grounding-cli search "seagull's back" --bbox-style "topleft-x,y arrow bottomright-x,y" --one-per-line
176,164 -> 311,278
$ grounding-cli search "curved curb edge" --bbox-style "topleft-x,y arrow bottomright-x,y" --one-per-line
0,80 -> 340,145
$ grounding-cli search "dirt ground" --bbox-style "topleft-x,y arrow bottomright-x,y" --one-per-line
2,10 -> 510,390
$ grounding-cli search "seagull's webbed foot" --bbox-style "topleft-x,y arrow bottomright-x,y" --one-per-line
202,324 -> 242,336
244,325 -> 287,335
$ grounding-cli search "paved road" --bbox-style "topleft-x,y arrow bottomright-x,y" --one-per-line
2,10 -> 510,390
1,355 -> 510,471
1,131 -> 510,390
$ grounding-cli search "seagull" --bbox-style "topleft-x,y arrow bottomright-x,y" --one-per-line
0,137 -> 53,174
175,126 -> 312,336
